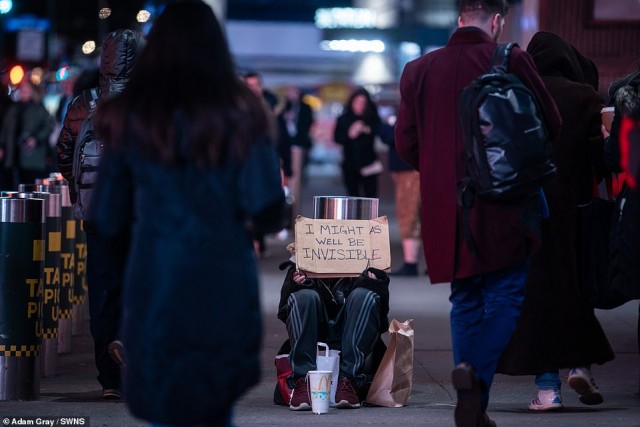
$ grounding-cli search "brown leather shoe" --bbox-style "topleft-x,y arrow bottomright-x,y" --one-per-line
451,363 -> 482,427
480,412 -> 496,427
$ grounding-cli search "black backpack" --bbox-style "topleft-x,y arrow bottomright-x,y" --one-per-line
71,87 -> 101,220
459,43 -> 556,201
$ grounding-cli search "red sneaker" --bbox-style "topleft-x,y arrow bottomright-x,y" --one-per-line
289,377 -> 311,411
335,376 -> 361,409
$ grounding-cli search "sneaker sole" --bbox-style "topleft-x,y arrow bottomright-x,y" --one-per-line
568,376 -> 603,405
289,403 -> 311,411
335,400 -> 361,409
528,402 -> 563,411
102,392 -> 121,400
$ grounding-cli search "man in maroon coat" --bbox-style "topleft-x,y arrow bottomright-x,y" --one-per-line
395,1 -> 562,426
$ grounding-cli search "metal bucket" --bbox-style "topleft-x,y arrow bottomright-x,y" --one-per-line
313,196 -> 379,220
0,197 -> 45,400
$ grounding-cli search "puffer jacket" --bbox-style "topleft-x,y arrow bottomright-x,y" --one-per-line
56,29 -> 144,202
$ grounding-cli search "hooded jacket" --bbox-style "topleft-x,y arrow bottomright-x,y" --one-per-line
497,31 -> 614,375
56,29 -> 144,202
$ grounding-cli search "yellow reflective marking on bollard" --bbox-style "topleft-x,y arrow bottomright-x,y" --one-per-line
48,231 -> 62,252
66,220 -> 76,239
0,344 -> 41,357
33,240 -> 45,261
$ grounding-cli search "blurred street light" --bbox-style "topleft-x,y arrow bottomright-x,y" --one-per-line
136,10 -> 151,23
82,40 -> 96,54
0,0 -> 11,14
9,64 -> 24,85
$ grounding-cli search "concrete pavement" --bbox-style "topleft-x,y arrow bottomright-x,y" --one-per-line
0,170 -> 638,426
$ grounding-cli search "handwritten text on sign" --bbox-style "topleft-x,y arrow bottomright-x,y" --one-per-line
295,216 -> 391,277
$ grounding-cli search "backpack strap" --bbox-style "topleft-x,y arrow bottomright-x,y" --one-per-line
490,42 -> 517,73
82,87 -> 100,114
456,177 -> 479,256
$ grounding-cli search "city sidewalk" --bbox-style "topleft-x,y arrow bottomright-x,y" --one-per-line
0,171 -> 638,426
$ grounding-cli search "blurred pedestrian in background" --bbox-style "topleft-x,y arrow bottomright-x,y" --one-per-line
497,31 -> 614,411
284,85 -> 314,221
379,112 -> 423,277
334,87 -> 382,198
91,1 -> 284,426
243,70 -> 291,257
0,79 -> 53,188
56,29 -> 145,400
602,62 -> 640,395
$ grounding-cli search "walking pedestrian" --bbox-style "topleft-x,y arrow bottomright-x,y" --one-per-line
496,31 -> 615,411
0,80 -> 53,188
56,29 -> 144,400
90,1 -> 285,425
395,1 -> 562,425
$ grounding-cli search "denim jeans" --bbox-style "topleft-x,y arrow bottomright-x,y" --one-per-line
535,371 -> 561,390
450,261 -> 528,411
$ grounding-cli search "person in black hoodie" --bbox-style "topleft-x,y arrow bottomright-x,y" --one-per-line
277,254 -> 389,411
497,31 -> 615,411
56,29 -> 145,400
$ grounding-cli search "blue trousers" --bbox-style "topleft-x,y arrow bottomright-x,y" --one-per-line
450,261 -> 528,411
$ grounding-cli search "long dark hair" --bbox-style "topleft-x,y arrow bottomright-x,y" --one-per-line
342,87 -> 381,127
94,0 -> 271,167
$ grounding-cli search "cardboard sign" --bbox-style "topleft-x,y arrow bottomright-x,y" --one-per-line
294,216 -> 391,277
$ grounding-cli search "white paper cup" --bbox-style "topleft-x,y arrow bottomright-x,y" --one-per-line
601,106 -> 615,132
307,370 -> 332,414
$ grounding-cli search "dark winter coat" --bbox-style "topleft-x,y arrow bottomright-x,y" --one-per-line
91,134 -> 284,425
56,30 -> 144,202
498,32 -> 614,375
334,112 -> 380,174
0,100 -> 53,172
395,27 -> 562,284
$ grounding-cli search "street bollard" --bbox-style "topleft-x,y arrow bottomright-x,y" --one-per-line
72,219 -> 87,336
8,190 -> 62,377
0,197 -> 45,400
35,182 -> 74,354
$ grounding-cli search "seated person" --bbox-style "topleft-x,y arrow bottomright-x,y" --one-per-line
277,257 -> 390,410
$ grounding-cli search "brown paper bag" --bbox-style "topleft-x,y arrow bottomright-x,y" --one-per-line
365,319 -> 414,407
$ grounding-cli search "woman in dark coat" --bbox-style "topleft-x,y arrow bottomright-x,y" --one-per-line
497,31 -> 614,411
334,87 -> 382,198
90,1 -> 284,426
0,80 -> 53,188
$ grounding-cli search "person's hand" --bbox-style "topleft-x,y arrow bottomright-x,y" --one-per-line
601,124 -> 610,139
22,136 -> 37,151
367,271 -> 376,279
348,120 -> 365,139
292,271 -> 307,284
